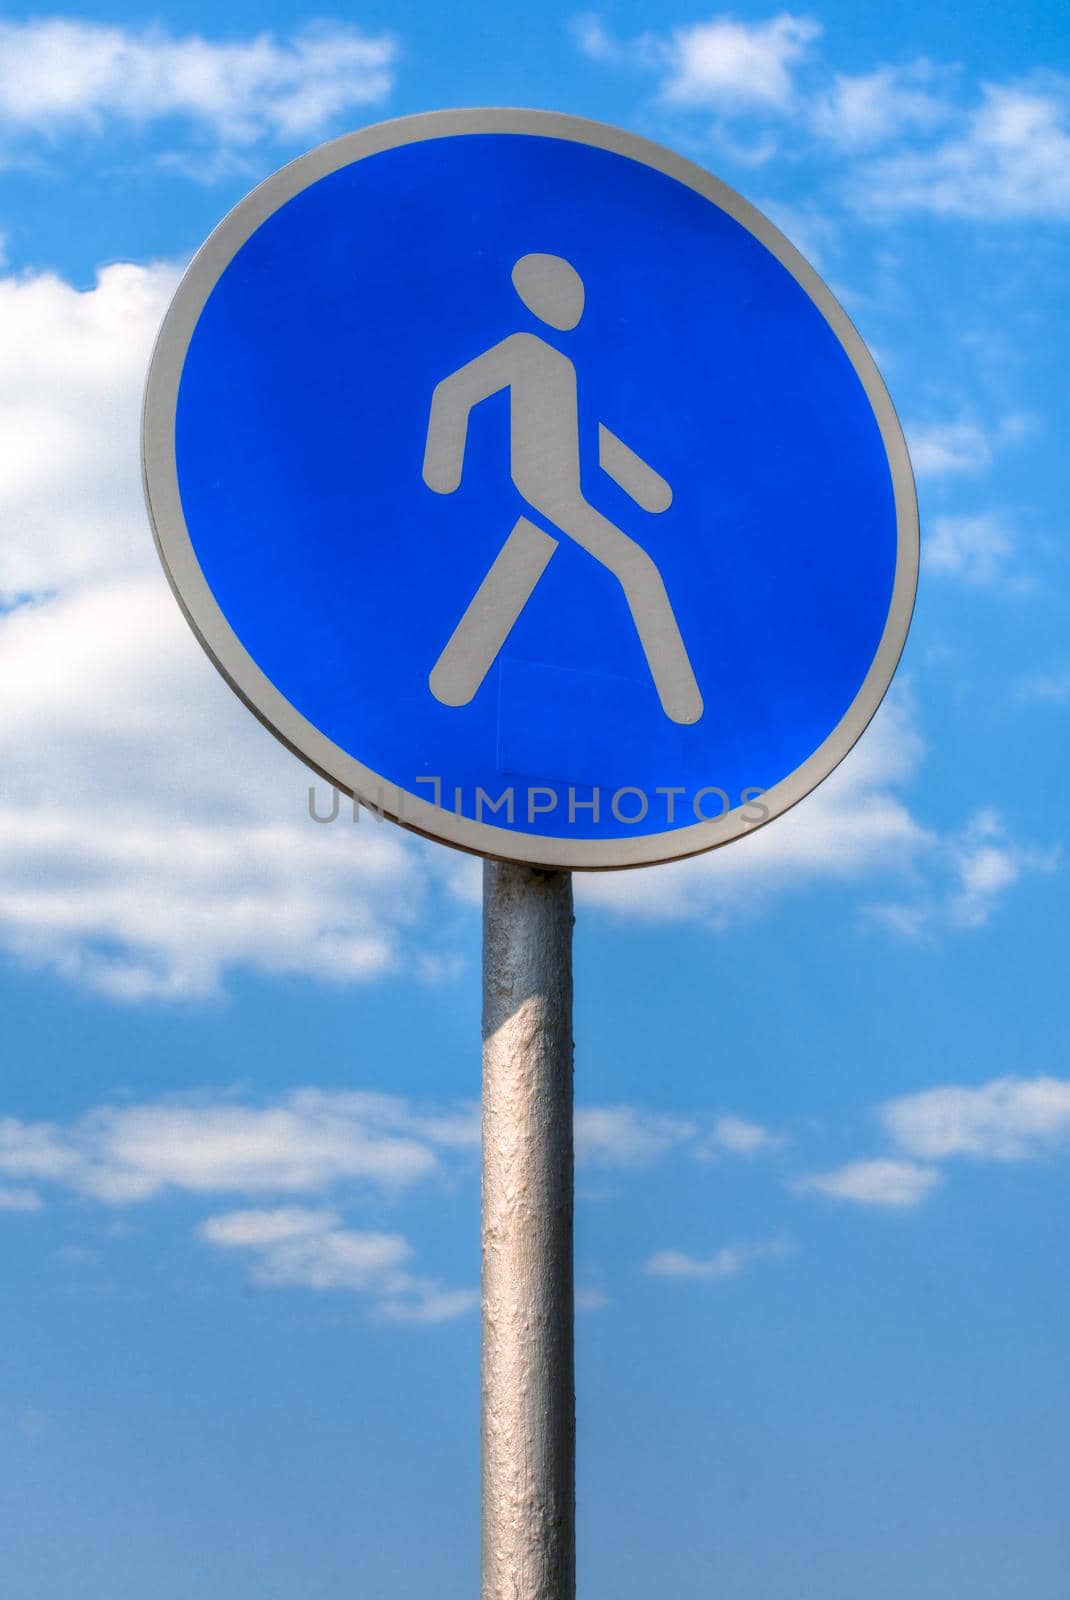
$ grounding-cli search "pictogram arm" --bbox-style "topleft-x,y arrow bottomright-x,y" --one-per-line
422,341 -> 518,494
597,423 -> 673,513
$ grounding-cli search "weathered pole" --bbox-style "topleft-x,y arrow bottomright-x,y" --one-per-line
481,860 -> 575,1600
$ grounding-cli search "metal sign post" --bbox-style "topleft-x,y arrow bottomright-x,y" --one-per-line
482,862 -> 574,1600
143,107 -> 918,1600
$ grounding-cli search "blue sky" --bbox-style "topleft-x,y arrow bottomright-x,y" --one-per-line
1,3 -> 1068,1596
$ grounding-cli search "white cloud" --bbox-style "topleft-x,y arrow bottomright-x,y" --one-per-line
947,810 -> 1057,928
861,78 -> 1070,220
0,262 -> 178,601
812,61 -> 950,150
908,418 -> 993,477
0,1087 -> 477,1320
794,1074 -> 1070,1215
0,18 -> 397,151
203,1210 -> 406,1288
881,1075 -> 1070,1162
5,1087 -> 793,1207
574,12 -> 820,113
645,1234 -> 791,1279
200,1205 -> 339,1246
570,14 -> 629,66
378,1284 -> 481,1325
199,1205 -> 476,1321
795,1158 -> 941,1208
1018,669 -> 1070,704
0,261 -> 446,1000
0,1090 -> 461,1204
703,1113 -> 784,1157
907,412 -> 1033,479
577,691 -> 929,925
924,514 -> 1016,586
950,818 -> 1028,923
574,14 -> 958,159
575,1105 -> 782,1167
6,1087 -> 773,1313
575,1105 -> 697,1168
0,574 -> 429,997
0,1086 -> 786,1220
658,14 -> 821,111
869,809 -> 1057,935
576,19 -> 1070,224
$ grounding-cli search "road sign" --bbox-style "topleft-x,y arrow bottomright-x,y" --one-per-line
143,108 -> 918,870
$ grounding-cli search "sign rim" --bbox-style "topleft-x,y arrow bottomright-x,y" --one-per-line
142,106 -> 919,872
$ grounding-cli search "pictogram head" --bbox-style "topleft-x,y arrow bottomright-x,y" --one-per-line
511,253 -> 585,330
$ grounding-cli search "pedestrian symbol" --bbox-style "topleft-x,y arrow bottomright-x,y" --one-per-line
143,109 -> 918,869
424,252 -> 703,725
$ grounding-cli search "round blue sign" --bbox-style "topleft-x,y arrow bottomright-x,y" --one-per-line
143,109 -> 917,869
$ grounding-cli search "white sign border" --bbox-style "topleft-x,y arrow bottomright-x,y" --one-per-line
142,107 -> 919,872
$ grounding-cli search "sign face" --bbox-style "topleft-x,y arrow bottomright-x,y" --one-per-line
143,109 -> 918,870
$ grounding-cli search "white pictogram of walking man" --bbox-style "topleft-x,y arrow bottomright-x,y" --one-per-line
422,253 -> 704,725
